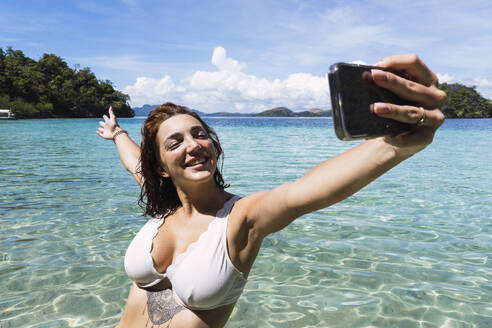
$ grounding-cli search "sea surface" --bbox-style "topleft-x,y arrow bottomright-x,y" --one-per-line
0,117 -> 491,328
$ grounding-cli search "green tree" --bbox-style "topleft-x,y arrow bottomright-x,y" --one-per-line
439,83 -> 492,118
0,47 -> 134,118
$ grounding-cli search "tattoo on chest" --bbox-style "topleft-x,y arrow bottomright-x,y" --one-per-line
145,289 -> 185,328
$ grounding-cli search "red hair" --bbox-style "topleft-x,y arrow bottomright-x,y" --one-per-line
137,103 -> 228,217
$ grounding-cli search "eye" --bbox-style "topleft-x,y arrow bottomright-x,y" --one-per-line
168,141 -> 180,150
192,127 -> 208,139
166,137 -> 183,150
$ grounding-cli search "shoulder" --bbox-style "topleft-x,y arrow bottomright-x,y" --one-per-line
229,191 -> 267,224
227,191 -> 269,243
226,193 -> 267,273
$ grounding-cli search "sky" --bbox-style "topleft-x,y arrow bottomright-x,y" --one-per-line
1,0 -> 492,113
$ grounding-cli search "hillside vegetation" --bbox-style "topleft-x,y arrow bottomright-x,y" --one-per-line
2,47 -> 490,119
0,47 -> 134,118
439,83 -> 492,118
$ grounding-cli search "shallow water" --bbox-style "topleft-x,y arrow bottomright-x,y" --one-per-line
0,117 -> 491,327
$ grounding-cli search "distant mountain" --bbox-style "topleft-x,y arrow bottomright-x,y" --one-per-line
132,105 -> 331,118
132,104 -> 156,117
296,108 -> 332,117
132,104 -> 215,117
254,107 -> 295,117
191,109 -> 208,116
254,107 -> 331,117
205,111 -> 253,117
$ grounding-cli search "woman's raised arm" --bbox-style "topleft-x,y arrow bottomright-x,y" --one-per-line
240,54 -> 446,238
96,107 -> 143,187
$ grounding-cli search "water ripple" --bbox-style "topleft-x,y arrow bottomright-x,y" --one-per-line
1,118 -> 491,327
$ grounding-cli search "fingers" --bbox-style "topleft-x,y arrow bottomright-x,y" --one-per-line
375,53 -> 438,87
108,106 -> 119,125
374,53 -> 447,109
372,102 -> 445,128
97,108 -> 117,140
371,69 -> 447,109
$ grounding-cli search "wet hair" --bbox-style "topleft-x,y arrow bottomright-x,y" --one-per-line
137,102 -> 228,217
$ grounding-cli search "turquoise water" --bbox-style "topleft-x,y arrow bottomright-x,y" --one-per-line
1,117 -> 491,327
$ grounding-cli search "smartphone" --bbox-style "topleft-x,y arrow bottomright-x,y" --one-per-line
328,63 -> 411,141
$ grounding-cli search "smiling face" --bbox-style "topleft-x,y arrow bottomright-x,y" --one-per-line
155,114 -> 217,187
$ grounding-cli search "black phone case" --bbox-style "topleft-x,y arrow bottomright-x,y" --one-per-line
328,63 -> 411,141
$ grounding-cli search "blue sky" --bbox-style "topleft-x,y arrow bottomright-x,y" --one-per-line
2,0 -> 492,112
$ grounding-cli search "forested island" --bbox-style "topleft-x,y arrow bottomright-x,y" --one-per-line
2,47 -> 491,119
0,47 -> 134,118
439,83 -> 492,118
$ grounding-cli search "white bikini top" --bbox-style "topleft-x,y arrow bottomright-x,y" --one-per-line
124,195 -> 247,310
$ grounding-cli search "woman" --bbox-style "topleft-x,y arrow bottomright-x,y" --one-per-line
97,54 -> 446,328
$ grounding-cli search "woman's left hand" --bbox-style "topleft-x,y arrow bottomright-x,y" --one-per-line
370,54 -> 447,158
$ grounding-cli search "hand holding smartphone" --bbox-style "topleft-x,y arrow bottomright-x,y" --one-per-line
328,63 -> 413,141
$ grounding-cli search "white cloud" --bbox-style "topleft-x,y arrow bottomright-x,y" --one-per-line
437,75 -> 492,99
124,46 -> 330,112
472,77 -> 492,87
470,77 -> 492,99
211,47 -> 246,72
437,73 -> 455,83
123,76 -> 177,105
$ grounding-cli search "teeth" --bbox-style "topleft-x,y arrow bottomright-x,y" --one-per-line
188,158 -> 206,166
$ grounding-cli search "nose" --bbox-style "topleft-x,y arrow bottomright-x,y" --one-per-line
186,137 -> 202,154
